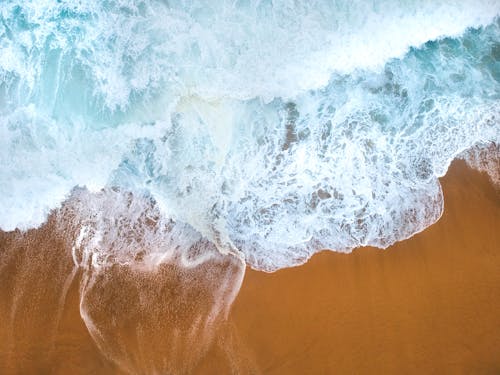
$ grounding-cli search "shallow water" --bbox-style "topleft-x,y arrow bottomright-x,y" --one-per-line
0,210 -> 244,374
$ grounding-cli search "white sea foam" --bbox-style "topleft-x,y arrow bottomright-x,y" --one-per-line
0,1 -> 499,271
0,0 -> 497,105
460,142 -> 500,187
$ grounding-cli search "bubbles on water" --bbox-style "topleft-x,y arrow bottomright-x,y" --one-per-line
460,142 -> 500,187
56,187 -> 244,270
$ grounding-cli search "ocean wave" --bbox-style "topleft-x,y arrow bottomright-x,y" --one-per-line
1,1 -> 499,271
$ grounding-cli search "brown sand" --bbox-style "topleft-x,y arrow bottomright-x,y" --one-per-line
0,159 -> 499,374
223,160 -> 500,374
0,216 -> 244,375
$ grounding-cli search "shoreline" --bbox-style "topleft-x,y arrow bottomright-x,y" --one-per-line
0,159 -> 498,374
219,159 -> 499,374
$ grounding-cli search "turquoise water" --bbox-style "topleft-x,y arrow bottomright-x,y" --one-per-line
1,1 -> 499,270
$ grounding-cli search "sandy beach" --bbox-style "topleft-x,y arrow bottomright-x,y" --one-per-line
0,160 -> 498,374
223,159 -> 500,374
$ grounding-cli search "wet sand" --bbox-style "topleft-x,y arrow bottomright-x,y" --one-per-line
0,159 -> 499,374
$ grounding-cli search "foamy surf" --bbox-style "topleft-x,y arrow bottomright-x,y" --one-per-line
0,1 -> 499,272
0,191 -> 245,374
